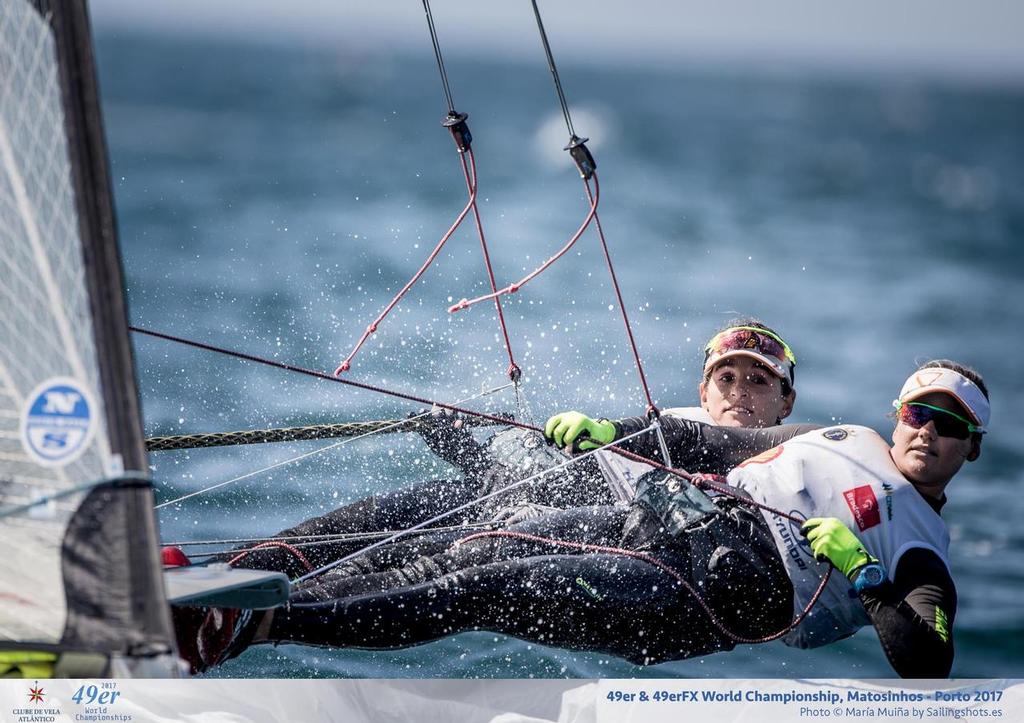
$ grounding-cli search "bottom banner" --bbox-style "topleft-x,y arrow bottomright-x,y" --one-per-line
596,680 -> 1022,723
0,678 -> 1020,722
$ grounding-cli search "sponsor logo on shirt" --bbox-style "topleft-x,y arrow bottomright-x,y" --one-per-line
881,482 -> 894,521
822,428 -> 848,442
775,509 -> 810,571
935,606 -> 950,643
843,485 -> 881,531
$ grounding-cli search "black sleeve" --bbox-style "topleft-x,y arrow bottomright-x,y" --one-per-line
858,547 -> 957,678
413,415 -> 492,478
610,416 -> 821,475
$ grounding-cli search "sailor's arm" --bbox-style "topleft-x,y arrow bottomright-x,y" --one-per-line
412,410 -> 492,477
857,547 -> 957,678
803,519 -> 956,678
609,415 -> 819,474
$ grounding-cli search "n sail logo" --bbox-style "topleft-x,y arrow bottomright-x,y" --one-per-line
20,377 -> 97,467
41,390 -> 82,415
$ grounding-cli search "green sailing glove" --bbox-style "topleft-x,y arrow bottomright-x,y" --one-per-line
544,411 -> 615,451
801,517 -> 877,579
0,650 -> 56,678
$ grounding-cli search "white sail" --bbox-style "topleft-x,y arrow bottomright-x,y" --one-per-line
0,0 -> 177,677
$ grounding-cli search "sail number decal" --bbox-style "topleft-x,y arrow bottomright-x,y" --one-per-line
19,377 -> 97,467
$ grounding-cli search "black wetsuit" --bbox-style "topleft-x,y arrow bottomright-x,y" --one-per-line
245,420 -> 817,664
266,488 -> 793,665
856,503 -> 957,677
242,419 -> 957,677
225,418 -> 817,578
222,426 -> 613,578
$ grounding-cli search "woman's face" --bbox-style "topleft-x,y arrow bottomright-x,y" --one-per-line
699,355 -> 794,428
890,391 -> 978,499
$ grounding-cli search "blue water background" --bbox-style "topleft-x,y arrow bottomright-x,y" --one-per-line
94,30 -> 1024,678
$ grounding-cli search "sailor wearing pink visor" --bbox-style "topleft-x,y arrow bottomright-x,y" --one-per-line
699,324 -> 797,428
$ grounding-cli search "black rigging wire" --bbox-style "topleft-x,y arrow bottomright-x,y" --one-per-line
529,0 -> 594,178
422,0 -> 457,115
530,0 -> 578,141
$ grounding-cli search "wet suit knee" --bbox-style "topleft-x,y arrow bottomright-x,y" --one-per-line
701,503 -> 794,638
621,474 -> 793,644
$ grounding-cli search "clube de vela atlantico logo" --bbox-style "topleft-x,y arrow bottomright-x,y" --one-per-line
9,680 -> 62,723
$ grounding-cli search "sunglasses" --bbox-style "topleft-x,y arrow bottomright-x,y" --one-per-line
705,326 -> 797,366
895,402 -> 980,440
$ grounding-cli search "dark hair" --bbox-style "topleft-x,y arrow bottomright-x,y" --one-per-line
706,317 -> 795,397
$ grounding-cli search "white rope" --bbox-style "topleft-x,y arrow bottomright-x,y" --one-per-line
174,521 -> 500,557
292,423 -> 657,584
154,382 -> 515,510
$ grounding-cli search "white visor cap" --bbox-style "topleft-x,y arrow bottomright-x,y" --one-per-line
896,368 -> 989,432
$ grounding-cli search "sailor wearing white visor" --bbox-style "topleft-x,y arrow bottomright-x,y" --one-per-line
543,358 -> 987,675
889,366 -> 988,500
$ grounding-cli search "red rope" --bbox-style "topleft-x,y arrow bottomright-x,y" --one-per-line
131,325 -> 532,432
448,173 -> 599,313
464,148 -> 521,381
227,541 -> 315,572
333,151 -> 478,376
335,139 -> 521,380
447,172 -> 656,412
455,528 -> 832,645
583,176 -> 657,414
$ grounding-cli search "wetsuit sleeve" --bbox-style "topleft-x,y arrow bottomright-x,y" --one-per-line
414,416 -> 492,478
610,417 -> 820,475
858,547 -> 957,678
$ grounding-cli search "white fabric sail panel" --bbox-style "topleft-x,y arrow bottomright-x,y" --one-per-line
0,0 -> 113,644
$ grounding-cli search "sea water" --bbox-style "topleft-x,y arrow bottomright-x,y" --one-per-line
94,30 -> 1024,678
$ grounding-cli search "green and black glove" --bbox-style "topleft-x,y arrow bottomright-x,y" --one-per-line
543,411 -> 615,452
801,517 -> 877,579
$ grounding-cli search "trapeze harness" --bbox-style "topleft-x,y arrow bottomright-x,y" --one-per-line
595,406 -> 713,501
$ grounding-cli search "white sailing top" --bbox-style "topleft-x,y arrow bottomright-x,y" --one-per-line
595,406 -> 713,502
727,425 -> 951,649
